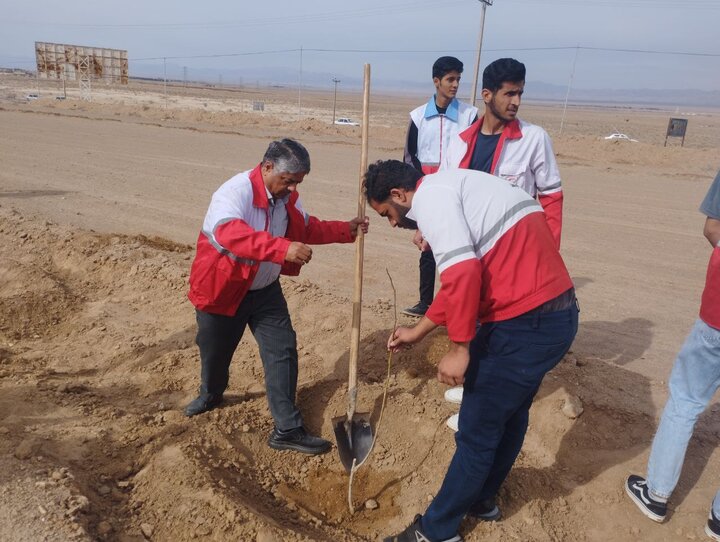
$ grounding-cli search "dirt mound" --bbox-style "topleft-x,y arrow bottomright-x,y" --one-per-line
0,205 -> 715,541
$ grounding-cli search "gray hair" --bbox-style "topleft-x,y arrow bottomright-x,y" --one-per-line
262,138 -> 311,174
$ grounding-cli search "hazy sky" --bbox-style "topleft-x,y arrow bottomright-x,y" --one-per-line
1,0 -> 719,93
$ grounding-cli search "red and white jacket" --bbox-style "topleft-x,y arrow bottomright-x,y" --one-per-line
188,165 -> 353,315
700,171 -> 720,329
408,169 -> 573,342
441,118 -> 563,248
701,247 -> 720,329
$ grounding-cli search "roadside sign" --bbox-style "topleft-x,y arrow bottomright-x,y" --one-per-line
664,117 -> 688,147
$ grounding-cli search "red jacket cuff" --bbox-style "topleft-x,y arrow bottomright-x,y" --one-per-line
539,192 -> 563,249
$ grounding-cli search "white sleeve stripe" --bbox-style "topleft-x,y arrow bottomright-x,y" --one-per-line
538,186 -> 562,195
436,252 -> 476,274
437,245 -> 475,267
540,181 -> 562,191
476,200 -> 541,251
201,229 -> 256,266
212,217 -> 236,232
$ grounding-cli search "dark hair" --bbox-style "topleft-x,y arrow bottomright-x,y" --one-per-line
364,160 -> 422,203
482,58 -> 526,92
432,56 -> 464,80
262,138 -> 311,174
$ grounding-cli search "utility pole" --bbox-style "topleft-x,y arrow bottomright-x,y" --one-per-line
331,77 -> 341,124
470,0 -> 493,107
559,46 -> 579,136
183,66 -> 187,88
298,45 -> 303,118
163,57 -> 167,109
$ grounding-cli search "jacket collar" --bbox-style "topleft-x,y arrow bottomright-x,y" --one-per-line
460,117 -> 523,142
249,164 -> 269,209
424,96 -> 459,122
249,164 -> 300,209
503,118 -> 523,139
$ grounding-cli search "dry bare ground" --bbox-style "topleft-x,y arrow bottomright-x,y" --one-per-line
1,74 -> 720,541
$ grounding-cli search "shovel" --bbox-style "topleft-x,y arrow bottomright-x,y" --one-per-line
333,63 -> 373,472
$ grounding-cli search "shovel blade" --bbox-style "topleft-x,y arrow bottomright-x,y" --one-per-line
333,414 -> 373,472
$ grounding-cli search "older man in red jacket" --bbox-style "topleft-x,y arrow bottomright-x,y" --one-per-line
186,138 -> 368,455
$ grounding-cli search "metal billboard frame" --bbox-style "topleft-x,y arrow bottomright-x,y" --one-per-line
34,42 -> 128,85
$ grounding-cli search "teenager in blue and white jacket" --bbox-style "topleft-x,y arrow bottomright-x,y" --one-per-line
402,56 -> 478,318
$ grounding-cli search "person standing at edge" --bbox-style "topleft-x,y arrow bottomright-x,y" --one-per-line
364,160 -> 578,542
185,139 -> 369,456
402,56 -> 478,318
626,169 -> 720,541
441,58 -> 565,427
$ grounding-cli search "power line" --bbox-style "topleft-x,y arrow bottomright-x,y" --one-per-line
133,49 -> 300,62
306,46 -> 720,57
576,46 -> 719,57
3,44 -> 719,68
133,46 -> 717,62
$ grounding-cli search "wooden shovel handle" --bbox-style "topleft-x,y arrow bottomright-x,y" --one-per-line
347,64 -> 370,420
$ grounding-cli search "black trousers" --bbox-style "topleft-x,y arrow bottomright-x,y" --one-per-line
419,249 -> 436,306
194,280 -> 302,430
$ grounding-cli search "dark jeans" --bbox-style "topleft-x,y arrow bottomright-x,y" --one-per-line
194,280 -> 303,430
422,302 -> 579,540
419,250 -> 436,306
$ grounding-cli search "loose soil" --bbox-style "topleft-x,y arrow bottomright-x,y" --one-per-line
2,74 -> 720,541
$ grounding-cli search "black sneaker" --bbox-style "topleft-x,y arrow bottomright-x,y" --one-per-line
402,303 -> 428,318
184,394 -> 223,417
468,497 -> 501,522
383,514 -> 462,542
625,475 -> 667,522
268,427 -> 331,455
706,507 -> 720,541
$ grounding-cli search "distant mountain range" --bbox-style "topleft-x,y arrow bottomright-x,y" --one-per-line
4,61 -> 719,109
521,81 -> 720,109
129,63 -> 720,109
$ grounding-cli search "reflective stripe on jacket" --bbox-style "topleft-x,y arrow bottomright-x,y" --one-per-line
188,164 -> 353,315
442,117 -> 564,248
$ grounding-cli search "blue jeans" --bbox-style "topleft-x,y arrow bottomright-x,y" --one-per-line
422,303 -> 579,541
646,318 -> 720,514
419,250 -> 436,307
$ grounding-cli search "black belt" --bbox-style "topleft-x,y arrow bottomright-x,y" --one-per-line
526,288 -> 576,315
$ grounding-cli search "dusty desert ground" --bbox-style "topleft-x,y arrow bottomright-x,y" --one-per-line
1,73 -> 720,541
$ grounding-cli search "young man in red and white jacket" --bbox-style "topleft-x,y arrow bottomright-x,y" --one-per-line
442,57 -> 563,248
403,56 -> 478,319
365,160 -> 577,542
440,58 -> 565,424
186,139 -> 368,455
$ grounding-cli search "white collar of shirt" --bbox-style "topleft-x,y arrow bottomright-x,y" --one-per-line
265,186 -> 290,206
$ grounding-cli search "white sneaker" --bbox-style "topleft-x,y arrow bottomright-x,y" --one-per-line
444,386 -> 464,404
446,413 -> 459,432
